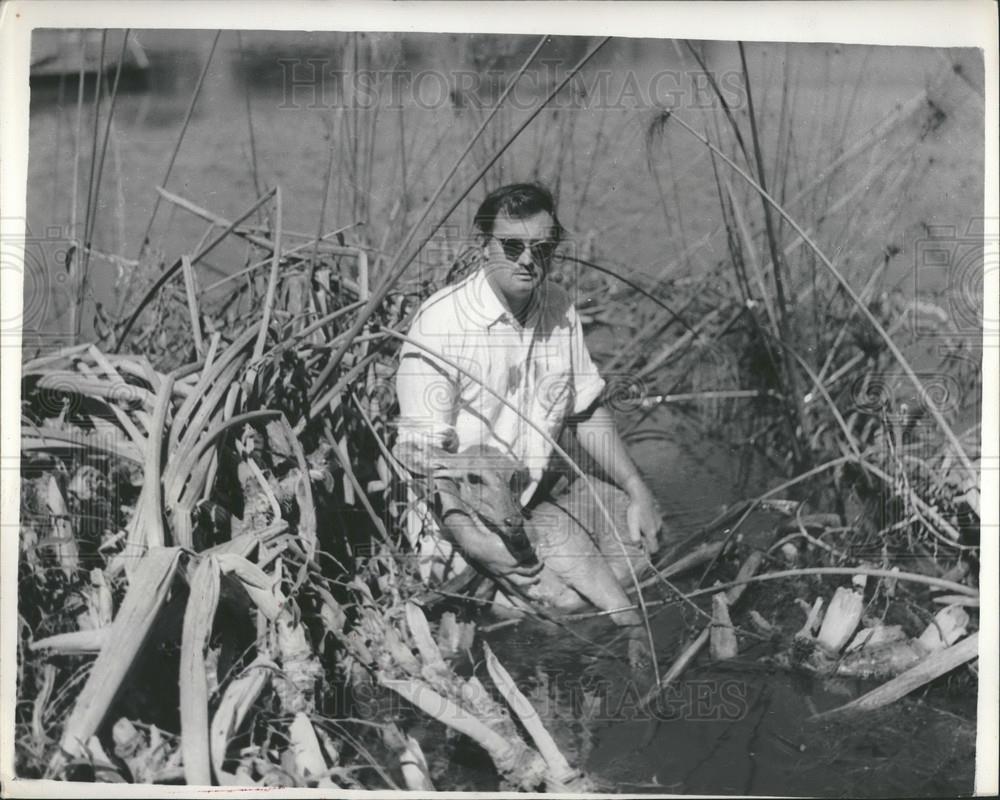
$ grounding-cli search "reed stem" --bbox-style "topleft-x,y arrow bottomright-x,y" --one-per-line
130,29 -> 221,266
663,110 -> 975,479
80,31 -> 130,293
116,188 -> 278,350
252,187 -> 283,361
738,42 -> 810,469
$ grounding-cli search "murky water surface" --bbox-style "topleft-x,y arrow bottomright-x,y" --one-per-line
26,31 -> 982,343
483,410 -> 976,795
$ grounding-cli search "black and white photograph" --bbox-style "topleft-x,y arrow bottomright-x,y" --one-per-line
1,1 -> 996,796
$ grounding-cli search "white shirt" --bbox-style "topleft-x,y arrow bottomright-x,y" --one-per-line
395,266 -> 605,505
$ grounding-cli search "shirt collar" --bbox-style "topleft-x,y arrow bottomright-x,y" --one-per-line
469,267 -> 509,326
469,266 -> 543,329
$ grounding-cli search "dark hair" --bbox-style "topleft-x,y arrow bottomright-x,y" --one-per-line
473,182 -> 564,242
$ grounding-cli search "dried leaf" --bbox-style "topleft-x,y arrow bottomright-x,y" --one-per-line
211,659 -> 274,785
846,624 -> 907,653
31,628 -> 109,654
917,604 -> 970,651
45,475 -> 78,578
216,552 -> 283,620
288,712 -> 327,780
57,548 -> 183,765
404,602 -> 447,673
180,555 -> 221,785
399,734 -> 435,791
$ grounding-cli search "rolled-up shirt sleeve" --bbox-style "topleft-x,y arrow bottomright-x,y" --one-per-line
567,303 -> 605,414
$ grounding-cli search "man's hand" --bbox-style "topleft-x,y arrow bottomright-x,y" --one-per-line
625,476 -> 662,554
573,404 -> 664,554
442,510 -> 542,582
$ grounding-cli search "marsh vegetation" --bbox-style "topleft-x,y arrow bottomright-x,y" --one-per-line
16,31 -> 983,793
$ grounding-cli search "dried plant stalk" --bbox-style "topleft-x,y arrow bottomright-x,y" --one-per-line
179,555 -> 222,785
483,642 -> 584,792
379,678 -> 523,775
54,547 -> 184,769
210,659 -> 274,785
816,633 -> 979,717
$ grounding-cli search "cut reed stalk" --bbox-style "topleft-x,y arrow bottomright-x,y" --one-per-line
640,551 -> 764,708
483,642 -> 583,791
180,255 -> 205,358
235,30 -> 263,200
69,39 -> 87,240
814,632 -> 979,718
379,678 -> 521,772
252,187 -> 283,362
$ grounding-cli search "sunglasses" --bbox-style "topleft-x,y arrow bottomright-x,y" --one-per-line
493,236 -> 558,264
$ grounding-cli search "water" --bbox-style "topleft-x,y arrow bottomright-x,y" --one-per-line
476,400 -> 976,795
476,577 -> 977,794
24,31 -> 982,347
589,669 -> 975,795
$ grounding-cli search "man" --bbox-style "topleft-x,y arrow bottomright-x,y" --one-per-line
395,182 -> 661,582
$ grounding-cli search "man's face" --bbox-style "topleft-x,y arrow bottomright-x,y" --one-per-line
482,210 -> 559,312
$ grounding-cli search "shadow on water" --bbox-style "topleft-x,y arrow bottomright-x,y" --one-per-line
590,668 -> 975,796
482,572 -> 976,795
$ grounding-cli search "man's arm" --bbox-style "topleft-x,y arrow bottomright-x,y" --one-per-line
571,402 -> 662,552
